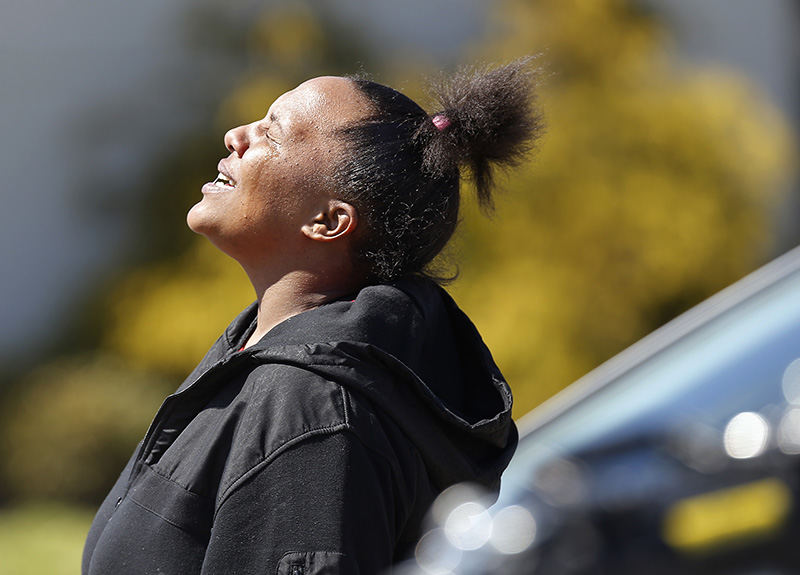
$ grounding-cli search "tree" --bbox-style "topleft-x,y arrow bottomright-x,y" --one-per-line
447,0 -> 794,413
0,0 -> 794,503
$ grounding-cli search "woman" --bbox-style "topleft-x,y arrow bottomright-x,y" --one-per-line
82,59 -> 541,574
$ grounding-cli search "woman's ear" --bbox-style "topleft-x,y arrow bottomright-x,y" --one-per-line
301,200 -> 358,242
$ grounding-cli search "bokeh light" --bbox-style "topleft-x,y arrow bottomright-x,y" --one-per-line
723,412 -> 770,459
414,528 -> 462,575
532,457 -> 586,506
429,483 -> 489,527
777,407 -> 800,455
489,505 -> 537,554
781,358 -> 800,404
443,501 -> 493,551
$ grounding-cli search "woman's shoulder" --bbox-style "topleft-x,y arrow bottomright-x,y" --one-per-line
217,360 -> 415,491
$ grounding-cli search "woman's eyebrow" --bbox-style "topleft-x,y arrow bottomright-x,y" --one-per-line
269,112 -> 283,133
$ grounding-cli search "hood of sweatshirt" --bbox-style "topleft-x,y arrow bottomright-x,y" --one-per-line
226,276 -> 518,492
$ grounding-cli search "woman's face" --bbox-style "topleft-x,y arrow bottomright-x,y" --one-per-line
186,76 -> 368,263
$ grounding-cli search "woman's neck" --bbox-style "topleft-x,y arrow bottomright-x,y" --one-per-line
242,270 -> 356,349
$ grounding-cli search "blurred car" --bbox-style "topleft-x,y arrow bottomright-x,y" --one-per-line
398,244 -> 800,574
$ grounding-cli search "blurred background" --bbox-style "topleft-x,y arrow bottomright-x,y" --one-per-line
0,0 -> 797,572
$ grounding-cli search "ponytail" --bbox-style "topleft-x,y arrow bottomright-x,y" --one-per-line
336,58 -> 543,282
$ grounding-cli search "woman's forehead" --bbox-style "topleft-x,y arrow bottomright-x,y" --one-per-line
270,76 -> 367,130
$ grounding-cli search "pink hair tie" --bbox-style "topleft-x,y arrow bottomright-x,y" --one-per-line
432,114 -> 451,131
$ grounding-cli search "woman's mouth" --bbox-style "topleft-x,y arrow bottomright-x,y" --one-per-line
202,170 -> 237,194
213,172 -> 236,189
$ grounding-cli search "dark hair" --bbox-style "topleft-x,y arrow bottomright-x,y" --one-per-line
335,58 -> 543,283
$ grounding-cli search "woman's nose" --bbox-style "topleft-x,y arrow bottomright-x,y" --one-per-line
224,125 -> 249,157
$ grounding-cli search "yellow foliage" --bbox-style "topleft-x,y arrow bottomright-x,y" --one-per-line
445,0 -> 795,416
105,0 -> 794,419
484,0 -> 665,83
248,5 -> 326,69
215,75 -> 292,132
107,240 -> 253,375
0,356 -> 169,501
0,1 -> 793,512
30,0 -> 794,432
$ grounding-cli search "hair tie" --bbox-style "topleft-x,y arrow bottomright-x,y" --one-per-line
432,114 -> 451,131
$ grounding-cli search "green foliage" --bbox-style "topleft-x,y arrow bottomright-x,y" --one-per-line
0,503 -> 93,575
0,356 -> 169,503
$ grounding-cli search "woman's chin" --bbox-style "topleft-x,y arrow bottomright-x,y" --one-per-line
186,201 -> 218,236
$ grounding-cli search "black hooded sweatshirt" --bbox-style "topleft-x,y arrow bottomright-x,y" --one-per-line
82,277 -> 517,574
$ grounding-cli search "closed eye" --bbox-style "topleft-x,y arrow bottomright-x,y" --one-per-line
268,112 -> 284,141
261,125 -> 281,146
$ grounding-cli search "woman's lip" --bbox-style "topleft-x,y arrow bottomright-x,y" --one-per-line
217,160 -> 236,183
202,181 -> 235,194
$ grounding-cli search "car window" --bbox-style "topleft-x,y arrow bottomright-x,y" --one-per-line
505,265 -> 800,486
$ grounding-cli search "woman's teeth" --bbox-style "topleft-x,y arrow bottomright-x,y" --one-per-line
214,173 -> 236,188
